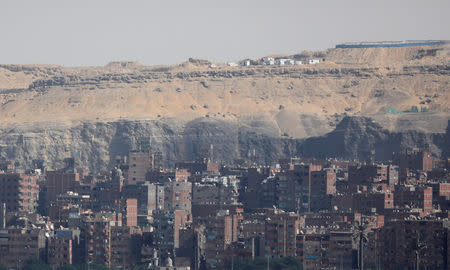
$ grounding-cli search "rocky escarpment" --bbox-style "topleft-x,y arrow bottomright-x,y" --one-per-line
0,45 -> 449,170
0,116 -> 447,171
443,120 -> 450,159
21,64 -> 450,91
298,117 -> 446,162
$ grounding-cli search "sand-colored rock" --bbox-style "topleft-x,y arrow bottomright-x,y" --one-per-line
0,45 -> 448,169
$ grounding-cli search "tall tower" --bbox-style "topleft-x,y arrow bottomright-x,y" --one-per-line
208,144 -> 214,163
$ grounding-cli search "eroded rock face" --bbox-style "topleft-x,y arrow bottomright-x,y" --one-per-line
0,116 -> 447,171
298,116 -> 445,162
0,45 -> 449,170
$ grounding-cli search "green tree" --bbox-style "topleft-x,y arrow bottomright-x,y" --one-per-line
56,264 -> 78,270
22,258 -> 50,270
87,264 -> 108,270
231,256 -> 302,270
0,263 -> 8,270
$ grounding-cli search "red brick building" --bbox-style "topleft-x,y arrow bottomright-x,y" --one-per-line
348,164 -> 392,192
175,169 -> 191,182
126,198 -> 138,227
394,185 -> 433,213
352,191 -> 394,214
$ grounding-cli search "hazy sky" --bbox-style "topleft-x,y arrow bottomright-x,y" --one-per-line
0,0 -> 449,66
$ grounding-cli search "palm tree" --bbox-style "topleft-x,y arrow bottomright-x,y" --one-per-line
353,219 -> 369,270
411,235 -> 426,270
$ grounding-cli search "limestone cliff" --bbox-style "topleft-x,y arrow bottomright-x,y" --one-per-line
0,45 -> 448,170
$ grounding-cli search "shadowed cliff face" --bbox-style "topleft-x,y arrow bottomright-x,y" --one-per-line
0,116 -> 447,171
298,117 -> 445,162
443,120 -> 450,159
0,45 -> 449,169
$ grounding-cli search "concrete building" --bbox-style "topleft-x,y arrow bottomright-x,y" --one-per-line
240,59 -> 251,67
129,151 -> 154,185
192,180 -> 239,206
328,231 -> 354,270
139,182 -> 165,218
175,169 -> 190,182
85,219 -> 112,266
309,170 -> 336,212
264,209 -> 301,258
201,209 -> 240,268
429,182 -> 450,210
83,214 -> 136,268
164,180 -> 192,217
376,219 -> 448,270
262,57 -> 275,65
296,232 -> 330,270
152,210 -> 188,255
44,171 -> 80,208
395,149 -> 434,183
395,149 -> 434,172
110,225 -> 135,268
0,173 -> 40,213
352,191 -> 394,214
276,164 -> 322,213
47,228 -> 81,267
0,228 -> 46,268
245,167 -> 270,210
348,164 -> 389,192
394,185 -> 433,213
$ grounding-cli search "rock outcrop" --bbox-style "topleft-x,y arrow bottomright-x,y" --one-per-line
0,44 -> 448,170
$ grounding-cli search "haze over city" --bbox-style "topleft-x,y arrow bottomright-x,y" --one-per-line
0,1 -> 449,270
0,0 -> 449,66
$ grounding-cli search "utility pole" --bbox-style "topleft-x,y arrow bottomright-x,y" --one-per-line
415,250 -> 420,270
2,203 -> 6,228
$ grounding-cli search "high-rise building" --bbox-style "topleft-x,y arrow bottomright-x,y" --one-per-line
200,209 -> 241,268
84,214 -> 135,268
47,229 -> 81,267
296,232 -> 330,270
139,182 -> 165,218
309,170 -> 336,212
264,209 -> 301,258
394,185 -> 433,213
328,231 -> 354,270
376,220 -> 448,270
44,171 -> 80,207
0,173 -> 40,213
128,151 -> 153,185
275,164 -> 322,213
0,228 -> 46,268
164,180 -> 192,217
